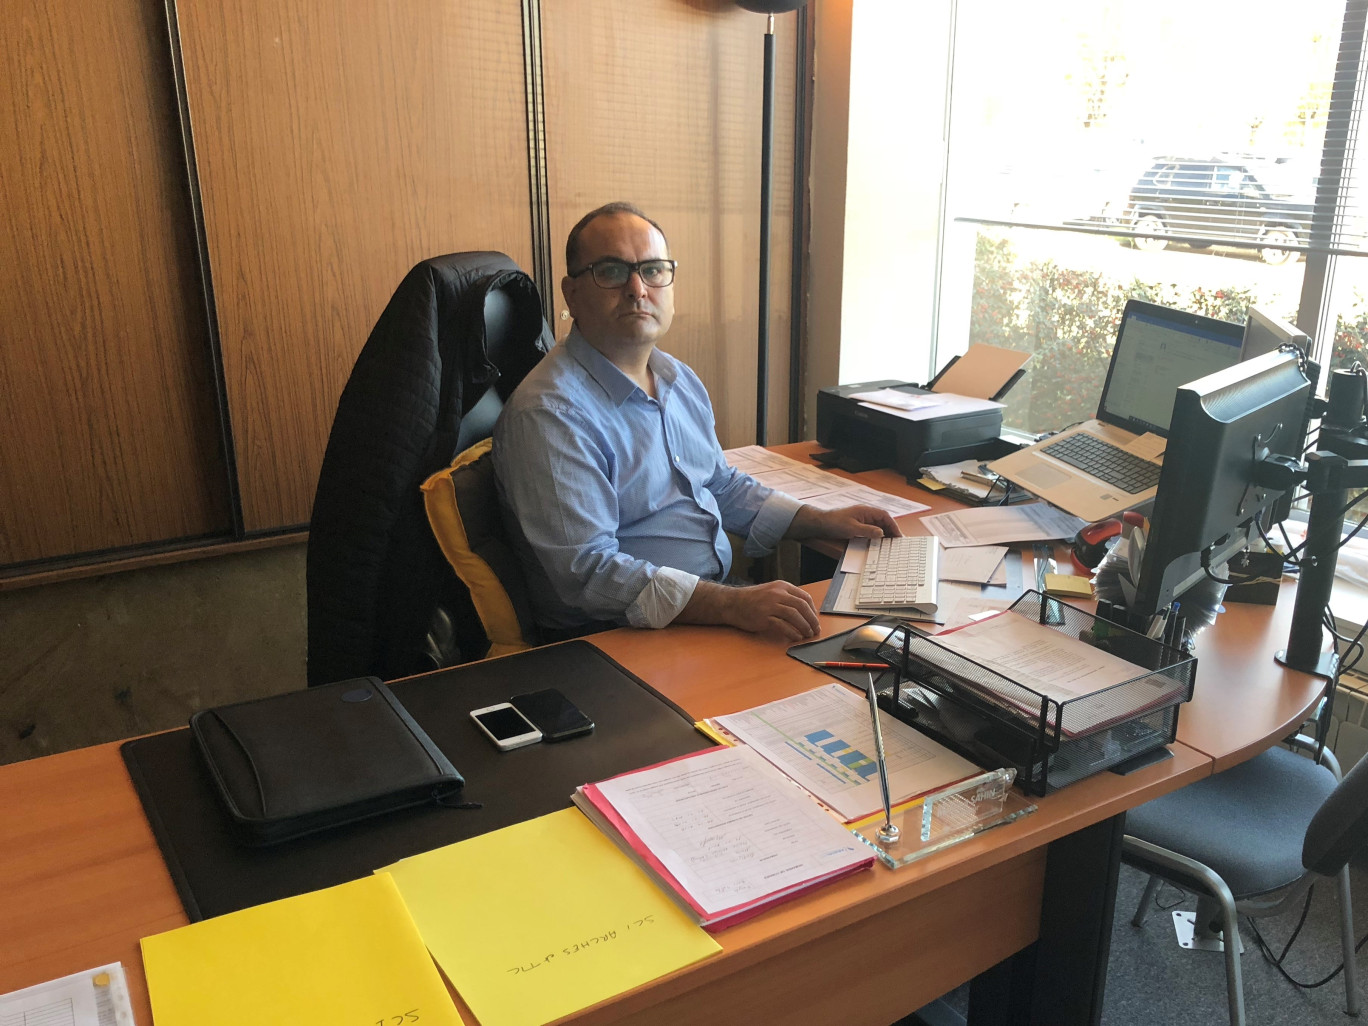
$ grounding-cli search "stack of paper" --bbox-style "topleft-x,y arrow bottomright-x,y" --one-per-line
925,611 -> 1183,737
141,874 -> 463,1026
723,445 -> 929,518
573,745 -> 874,931
381,808 -> 721,1026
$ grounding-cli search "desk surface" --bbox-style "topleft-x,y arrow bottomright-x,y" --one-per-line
768,442 -> 1327,771
0,444 -> 1327,1026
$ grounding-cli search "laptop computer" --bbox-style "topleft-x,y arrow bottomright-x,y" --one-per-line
987,299 -> 1245,523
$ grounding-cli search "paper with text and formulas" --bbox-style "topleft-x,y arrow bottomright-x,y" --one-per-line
587,745 -> 871,917
930,611 -> 1184,736
141,873 -> 463,1026
921,502 -> 1086,548
722,446 -> 930,518
715,684 -> 980,821
380,808 -> 720,1026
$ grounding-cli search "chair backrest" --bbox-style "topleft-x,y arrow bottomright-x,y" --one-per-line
305,252 -> 552,686
421,438 -> 540,659
1304,749 -> 1368,876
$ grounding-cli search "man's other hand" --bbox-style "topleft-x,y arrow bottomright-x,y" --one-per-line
786,503 -> 902,542
678,580 -> 821,641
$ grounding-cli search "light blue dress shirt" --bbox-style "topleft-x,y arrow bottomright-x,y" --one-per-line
491,329 -> 801,631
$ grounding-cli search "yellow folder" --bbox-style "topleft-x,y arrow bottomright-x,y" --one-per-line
380,808 -> 721,1026
141,873 -> 464,1026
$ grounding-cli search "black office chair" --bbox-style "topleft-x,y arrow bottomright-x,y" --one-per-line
305,252 -> 552,686
1122,734 -> 1368,1026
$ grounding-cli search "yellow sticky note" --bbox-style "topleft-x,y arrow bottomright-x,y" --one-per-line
141,874 -> 463,1026
382,808 -> 721,1026
1044,573 -> 1094,598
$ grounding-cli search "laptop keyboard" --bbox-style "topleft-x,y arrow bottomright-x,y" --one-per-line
1041,433 -> 1161,494
855,536 -> 939,610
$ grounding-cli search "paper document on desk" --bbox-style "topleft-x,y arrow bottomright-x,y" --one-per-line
940,545 -> 1009,584
381,808 -> 720,1026
851,388 -> 1003,421
800,482 -> 929,517
141,873 -> 463,1026
931,612 -> 1184,735
921,502 -> 1086,548
715,684 -> 979,821
722,446 -> 929,518
0,963 -> 134,1026
722,443 -> 800,475
575,746 -> 872,930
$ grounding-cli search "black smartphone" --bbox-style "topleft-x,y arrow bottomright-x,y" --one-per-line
510,688 -> 594,742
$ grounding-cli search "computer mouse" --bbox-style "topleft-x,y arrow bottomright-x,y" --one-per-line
841,623 -> 899,658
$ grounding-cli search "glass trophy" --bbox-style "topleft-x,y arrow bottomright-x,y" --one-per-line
849,676 -> 1036,869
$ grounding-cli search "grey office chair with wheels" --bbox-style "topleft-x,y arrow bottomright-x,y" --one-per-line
1122,734 -> 1368,1026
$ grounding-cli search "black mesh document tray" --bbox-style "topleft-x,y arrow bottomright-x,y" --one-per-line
874,592 -> 1197,795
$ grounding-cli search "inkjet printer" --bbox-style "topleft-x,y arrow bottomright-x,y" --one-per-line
814,349 -> 1028,480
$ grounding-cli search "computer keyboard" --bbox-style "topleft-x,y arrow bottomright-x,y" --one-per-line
855,535 -> 940,611
1040,432 -> 1161,494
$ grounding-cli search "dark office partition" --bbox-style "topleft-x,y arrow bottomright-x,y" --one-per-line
122,641 -> 712,921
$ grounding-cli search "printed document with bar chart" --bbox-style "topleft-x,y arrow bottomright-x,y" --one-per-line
714,684 -> 979,821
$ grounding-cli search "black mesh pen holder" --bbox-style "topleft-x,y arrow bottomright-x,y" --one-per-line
874,592 -> 1197,795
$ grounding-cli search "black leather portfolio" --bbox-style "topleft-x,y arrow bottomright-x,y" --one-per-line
122,641 -> 711,921
190,676 -> 464,846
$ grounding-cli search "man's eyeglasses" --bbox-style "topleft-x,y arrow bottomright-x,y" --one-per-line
569,258 -> 677,289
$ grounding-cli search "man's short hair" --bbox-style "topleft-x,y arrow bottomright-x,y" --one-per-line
565,202 -> 669,272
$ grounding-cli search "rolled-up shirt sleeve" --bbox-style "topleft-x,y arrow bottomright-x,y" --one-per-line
625,565 -> 699,628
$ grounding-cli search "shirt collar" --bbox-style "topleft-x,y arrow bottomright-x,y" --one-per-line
565,327 -> 677,407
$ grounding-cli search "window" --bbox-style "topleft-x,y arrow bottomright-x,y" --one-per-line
923,0 -> 1360,436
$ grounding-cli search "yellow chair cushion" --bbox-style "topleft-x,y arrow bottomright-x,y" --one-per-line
421,438 -> 537,658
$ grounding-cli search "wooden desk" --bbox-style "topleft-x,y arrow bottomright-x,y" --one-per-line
765,443 -> 1327,771
0,609 -> 1209,1026
0,446 -> 1327,1026
1172,579 -> 1328,770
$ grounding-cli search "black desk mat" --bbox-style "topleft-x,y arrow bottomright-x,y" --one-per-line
122,641 -> 712,921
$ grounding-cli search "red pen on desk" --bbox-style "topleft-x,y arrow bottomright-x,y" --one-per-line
812,660 -> 888,670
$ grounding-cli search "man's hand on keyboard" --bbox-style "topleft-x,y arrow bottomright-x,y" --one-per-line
678,580 -> 822,641
786,504 -> 902,542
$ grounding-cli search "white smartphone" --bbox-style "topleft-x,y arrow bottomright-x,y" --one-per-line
469,703 -> 542,751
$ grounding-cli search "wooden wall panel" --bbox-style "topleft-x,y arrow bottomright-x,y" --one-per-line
0,0 -> 230,566
176,0 -> 535,532
541,1 -> 798,449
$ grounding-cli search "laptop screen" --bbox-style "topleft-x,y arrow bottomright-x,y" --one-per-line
1097,299 -> 1245,437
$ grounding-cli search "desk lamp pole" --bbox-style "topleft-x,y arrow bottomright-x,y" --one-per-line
738,0 -> 811,440
755,12 -> 776,445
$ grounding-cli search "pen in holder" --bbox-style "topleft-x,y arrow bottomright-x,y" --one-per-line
864,672 -> 899,845
852,654 -> 1037,870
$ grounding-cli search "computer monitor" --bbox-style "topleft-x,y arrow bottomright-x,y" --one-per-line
1130,349 -> 1314,619
1242,305 -> 1312,361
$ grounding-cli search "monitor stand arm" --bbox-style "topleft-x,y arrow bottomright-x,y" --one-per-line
1278,449 -> 1368,678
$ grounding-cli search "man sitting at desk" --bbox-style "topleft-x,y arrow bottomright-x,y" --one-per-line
492,202 -> 899,642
